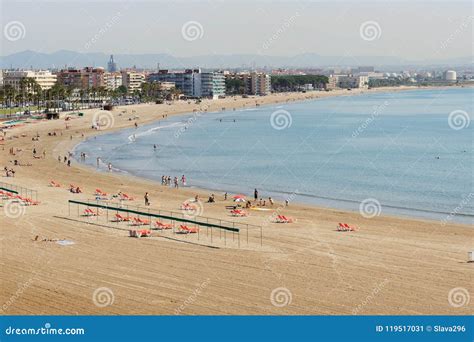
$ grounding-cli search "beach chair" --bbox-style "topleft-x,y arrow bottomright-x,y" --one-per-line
132,217 -> 150,226
177,225 -> 199,234
83,208 -> 99,216
275,215 -> 295,223
50,180 -> 61,187
154,221 -> 173,230
121,193 -> 134,201
230,209 -> 248,217
343,223 -> 357,231
23,198 -> 39,206
112,213 -> 129,222
180,203 -> 195,211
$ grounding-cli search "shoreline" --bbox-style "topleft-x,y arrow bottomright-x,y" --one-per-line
1,85 -> 472,315
70,85 -> 471,227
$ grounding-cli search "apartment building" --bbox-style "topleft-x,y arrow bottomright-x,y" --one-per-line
148,69 -> 224,98
3,70 -> 57,91
57,67 -> 105,89
121,71 -> 146,93
104,72 -> 123,91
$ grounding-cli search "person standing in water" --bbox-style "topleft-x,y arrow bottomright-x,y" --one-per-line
254,188 -> 258,201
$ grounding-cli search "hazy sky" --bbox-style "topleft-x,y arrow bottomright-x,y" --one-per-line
1,0 -> 472,60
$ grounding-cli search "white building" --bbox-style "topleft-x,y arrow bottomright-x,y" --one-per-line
3,70 -> 57,91
444,70 -> 457,82
104,72 -> 123,91
338,75 -> 369,89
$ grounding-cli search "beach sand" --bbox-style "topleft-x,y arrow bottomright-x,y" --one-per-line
0,87 -> 472,315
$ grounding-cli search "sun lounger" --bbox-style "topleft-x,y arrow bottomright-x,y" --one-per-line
154,221 -> 173,230
177,225 -> 199,234
337,223 -> 357,231
180,203 -> 196,211
230,209 -> 248,217
129,229 -> 152,238
112,213 -> 130,222
275,215 -> 295,223
83,208 -> 99,216
50,180 -> 61,187
132,217 -> 150,226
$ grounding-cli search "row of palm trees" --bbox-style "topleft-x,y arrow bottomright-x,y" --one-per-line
0,78 -> 181,117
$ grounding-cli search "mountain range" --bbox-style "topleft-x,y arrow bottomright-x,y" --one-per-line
1,50 -> 472,70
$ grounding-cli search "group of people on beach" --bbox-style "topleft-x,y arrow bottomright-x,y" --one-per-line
161,175 -> 186,188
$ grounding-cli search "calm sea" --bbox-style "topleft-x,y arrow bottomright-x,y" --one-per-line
75,88 -> 473,224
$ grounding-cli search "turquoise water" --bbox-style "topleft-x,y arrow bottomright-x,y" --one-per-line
75,88 -> 473,224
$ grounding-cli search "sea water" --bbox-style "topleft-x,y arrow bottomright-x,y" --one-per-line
75,88 -> 473,224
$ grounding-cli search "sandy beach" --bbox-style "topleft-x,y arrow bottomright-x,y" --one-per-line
0,86 -> 472,315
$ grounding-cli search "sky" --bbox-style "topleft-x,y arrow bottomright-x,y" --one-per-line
1,0 -> 472,60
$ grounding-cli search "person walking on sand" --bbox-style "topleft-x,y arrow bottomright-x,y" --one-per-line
144,192 -> 150,206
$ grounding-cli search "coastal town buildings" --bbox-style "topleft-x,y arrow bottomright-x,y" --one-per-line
3,70 -> 57,91
148,69 -> 225,98
57,67 -> 105,89
104,72 -> 123,91
225,72 -> 272,95
121,71 -> 146,93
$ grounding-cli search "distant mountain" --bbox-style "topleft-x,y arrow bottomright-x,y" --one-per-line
0,50 -> 472,70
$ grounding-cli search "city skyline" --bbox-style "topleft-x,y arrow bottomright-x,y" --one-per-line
1,0 -> 472,61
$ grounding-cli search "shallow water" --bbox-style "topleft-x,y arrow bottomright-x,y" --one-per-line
75,88 -> 473,224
